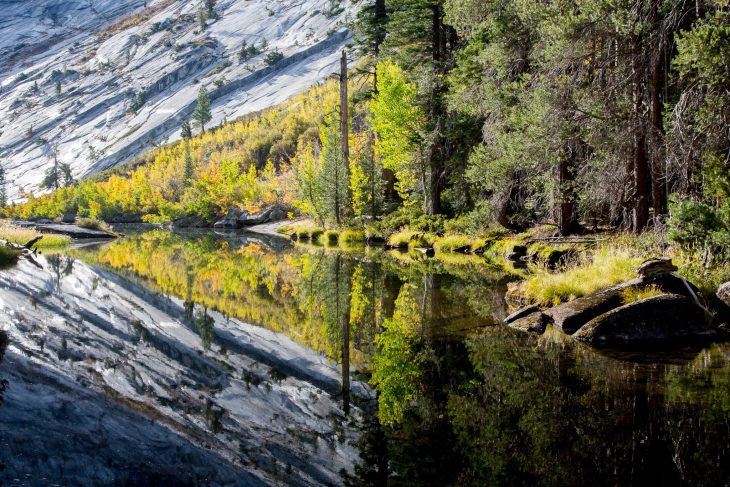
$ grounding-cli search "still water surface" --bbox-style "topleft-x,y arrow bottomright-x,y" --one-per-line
0,229 -> 727,486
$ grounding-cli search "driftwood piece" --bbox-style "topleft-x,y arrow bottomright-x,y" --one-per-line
525,237 -> 606,244
24,235 -> 43,250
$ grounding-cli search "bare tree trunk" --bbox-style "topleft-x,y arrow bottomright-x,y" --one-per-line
558,144 -> 581,236
340,50 -> 351,221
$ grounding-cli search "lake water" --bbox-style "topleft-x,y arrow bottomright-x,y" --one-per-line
0,229 -> 727,486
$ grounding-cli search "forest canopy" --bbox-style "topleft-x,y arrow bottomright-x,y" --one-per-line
4,0 -> 729,260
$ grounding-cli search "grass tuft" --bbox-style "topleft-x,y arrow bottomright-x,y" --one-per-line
434,234 -> 474,253
511,247 -> 642,306
0,223 -> 71,248
620,285 -> 665,304
321,230 -> 340,246
76,217 -> 113,233
340,229 -> 366,244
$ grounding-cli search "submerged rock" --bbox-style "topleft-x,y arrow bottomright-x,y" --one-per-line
573,294 -> 715,348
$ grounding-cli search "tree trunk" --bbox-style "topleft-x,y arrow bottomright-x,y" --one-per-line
633,132 -> 650,233
558,145 -> 581,236
340,50 -> 351,219
648,3 -> 667,219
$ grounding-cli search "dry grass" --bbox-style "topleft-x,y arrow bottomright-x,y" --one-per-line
0,223 -> 71,248
512,247 -> 642,306
620,285 -> 665,304
76,217 -> 113,233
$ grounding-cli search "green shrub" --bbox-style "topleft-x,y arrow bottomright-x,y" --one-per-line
668,196 -> 729,260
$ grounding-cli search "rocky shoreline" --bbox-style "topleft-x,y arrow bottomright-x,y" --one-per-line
505,259 -> 730,350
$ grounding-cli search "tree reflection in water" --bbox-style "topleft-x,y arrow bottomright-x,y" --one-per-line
72,230 -> 729,485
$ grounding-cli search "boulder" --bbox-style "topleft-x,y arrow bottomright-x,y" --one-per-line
504,304 -> 541,324
172,215 -> 210,228
508,311 -> 550,334
214,209 -> 244,229
239,210 -> 270,226
545,281 -> 640,334
61,213 -> 76,224
268,208 -> 286,222
717,282 -> 730,309
637,258 -> 678,278
573,294 -> 715,348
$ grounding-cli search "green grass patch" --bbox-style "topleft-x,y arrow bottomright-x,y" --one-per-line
511,247 -> 642,306
387,230 -> 435,249
0,223 -> 71,248
340,229 -> 366,244
320,230 -> 340,246
620,285 -> 665,304
434,234 -> 472,253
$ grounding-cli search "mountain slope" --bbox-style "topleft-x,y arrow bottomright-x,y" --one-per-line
0,0 -> 356,199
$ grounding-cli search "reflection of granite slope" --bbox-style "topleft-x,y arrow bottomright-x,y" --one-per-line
0,0 -> 355,199
0,255 -> 364,485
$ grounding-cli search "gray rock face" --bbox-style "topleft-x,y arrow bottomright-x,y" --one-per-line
0,0 -> 357,199
573,294 -> 715,348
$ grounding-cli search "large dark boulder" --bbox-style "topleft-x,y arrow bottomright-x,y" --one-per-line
573,294 -> 715,348
545,281 -> 640,334
717,282 -> 730,309
214,209 -> 243,229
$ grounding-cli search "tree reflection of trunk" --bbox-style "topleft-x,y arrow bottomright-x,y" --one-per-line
336,254 -> 351,416
183,265 -> 195,322
381,273 -> 402,325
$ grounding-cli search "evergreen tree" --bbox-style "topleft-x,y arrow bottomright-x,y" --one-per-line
181,119 -> 192,140
183,140 -> 194,186
192,86 -> 212,133
0,164 -> 7,207
319,113 -> 350,225
55,80 -> 61,96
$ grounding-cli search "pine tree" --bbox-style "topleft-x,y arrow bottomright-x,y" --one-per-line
192,86 -> 212,133
55,80 -> 61,96
0,164 -> 7,207
205,0 -> 217,19
319,113 -> 350,225
181,119 -> 192,140
183,140 -> 194,186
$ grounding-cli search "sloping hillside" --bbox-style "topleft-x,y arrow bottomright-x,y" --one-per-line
0,0 -> 355,199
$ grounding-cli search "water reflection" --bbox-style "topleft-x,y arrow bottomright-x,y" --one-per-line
0,229 -> 727,485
